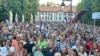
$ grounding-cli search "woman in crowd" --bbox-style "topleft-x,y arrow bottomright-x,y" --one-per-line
15,42 -> 27,56
36,34 -> 48,48
61,48 -> 68,56
5,39 -> 15,56
33,46 -> 44,56
66,48 -> 74,56
24,39 -> 35,56
92,48 -> 100,56
0,40 -> 7,56
89,42 -> 98,56
72,49 -> 79,56
78,45 -> 87,56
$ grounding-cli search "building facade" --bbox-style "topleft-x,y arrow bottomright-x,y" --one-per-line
35,6 -> 77,22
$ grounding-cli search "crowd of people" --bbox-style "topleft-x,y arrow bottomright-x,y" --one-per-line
0,21 -> 100,56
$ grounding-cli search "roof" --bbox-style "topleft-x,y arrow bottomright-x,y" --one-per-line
38,6 -> 77,12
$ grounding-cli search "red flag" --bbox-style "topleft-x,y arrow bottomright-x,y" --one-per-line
72,9 -> 87,23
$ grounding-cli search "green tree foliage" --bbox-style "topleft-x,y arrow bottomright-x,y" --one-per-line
92,0 -> 100,25
77,0 -> 100,25
0,0 -> 39,22
77,0 -> 93,24
0,0 -> 8,21
25,0 -> 39,21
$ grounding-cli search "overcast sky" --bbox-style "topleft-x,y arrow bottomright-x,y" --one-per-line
39,0 -> 80,6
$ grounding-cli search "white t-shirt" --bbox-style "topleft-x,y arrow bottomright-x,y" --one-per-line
72,45 -> 79,51
9,46 -> 15,52
0,46 -> 15,56
0,46 -> 8,56
0,52 -> 6,56
78,52 -> 87,56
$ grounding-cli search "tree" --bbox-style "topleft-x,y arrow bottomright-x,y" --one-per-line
92,0 -> 100,25
49,2 -> 55,6
0,0 -> 39,22
0,0 -> 8,22
77,0 -> 100,25
77,0 -> 92,24
25,0 -> 39,21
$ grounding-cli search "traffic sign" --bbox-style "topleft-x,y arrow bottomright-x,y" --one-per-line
92,12 -> 100,19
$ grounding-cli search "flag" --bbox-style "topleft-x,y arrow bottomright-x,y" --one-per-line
72,9 -> 87,23
15,13 -> 18,23
6,17 -> 9,24
22,14 -> 24,23
40,20 -> 44,33
9,11 -> 13,25
30,13 -> 33,24
63,17 -> 67,23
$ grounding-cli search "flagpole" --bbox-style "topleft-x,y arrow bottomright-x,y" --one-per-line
22,14 -> 24,23
94,18 -> 96,37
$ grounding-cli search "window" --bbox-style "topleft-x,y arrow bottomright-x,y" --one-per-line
68,13 -> 70,16
55,17 -> 57,21
51,17 -> 52,21
64,13 -> 66,15
45,17 -> 47,21
55,12 -> 58,16
45,12 -> 47,15
59,12 -> 62,16
47,12 -> 49,16
48,16 -> 49,21
73,13 -> 75,16
48,12 -> 51,15
42,17 -> 44,20
42,12 -> 44,15
39,12 -> 41,14
59,17 -> 61,21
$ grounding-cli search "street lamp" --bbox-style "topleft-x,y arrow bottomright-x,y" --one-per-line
61,0 -> 72,22
61,2 -> 65,8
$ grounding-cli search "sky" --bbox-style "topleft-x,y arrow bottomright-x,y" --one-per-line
39,0 -> 81,6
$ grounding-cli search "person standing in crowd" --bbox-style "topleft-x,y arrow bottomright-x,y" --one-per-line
12,34 -> 20,50
3,30 -> 9,40
55,36 -> 67,51
54,52 -> 61,56
0,39 -> 15,56
12,34 -> 26,48
69,35 -> 76,48
15,42 -> 27,56
46,41 -> 57,56
0,40 -> 8,56
72,40 -> 81,51
36,34 -> 48,48
24,39 -> 35,56
61,48 -> 68,56
78,45 -> 87,56
33,46 -> 44,56
5,39 -> 15,56
97,40 -> 100,51
72,49 -> 79,56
